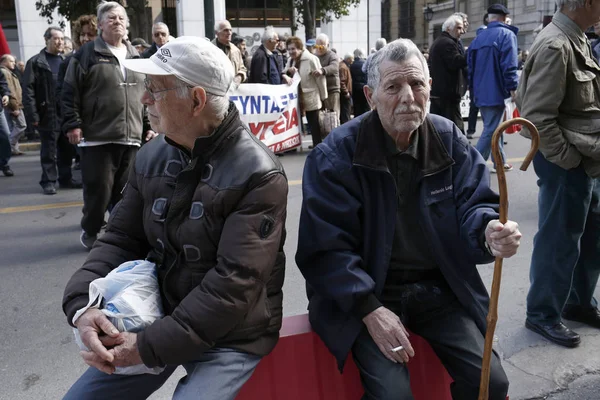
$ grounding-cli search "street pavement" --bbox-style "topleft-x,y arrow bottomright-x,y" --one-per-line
1,126 -> 599,400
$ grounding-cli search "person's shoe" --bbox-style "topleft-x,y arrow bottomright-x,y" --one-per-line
42,182 -> 56,195
1,166 -> 14,177
466,133 -> 474,139
80,230 -> 97,250
525,319 -> 581,348
59,179 -> 83,189
11,150 -> 25,156
562,305 -> 600,329
308,145 -> 314,149
503,163 -> 513,171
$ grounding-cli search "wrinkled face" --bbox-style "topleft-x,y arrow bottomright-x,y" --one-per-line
80,23 -> 97,46
217,22 -> 232,44
315,40 -> 328,56
17,61 -> 24,72
46,29 -> 64,54
100,8 -> 127,39
2,55 -> 16,70
142,75 -> 193,138
64,41 -> 73,54
237,40 -> 247,53
449,20 -> 464,39
287,43 -> 301,60
153,27 -> 169,47
365,57 -> 430,141
265,34 -> 278,51
463,17 -> 469,32
277,40 -> 286,51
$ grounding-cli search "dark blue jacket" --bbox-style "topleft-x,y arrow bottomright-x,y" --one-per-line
467,22 -> 519,107
296,111 -> 499,370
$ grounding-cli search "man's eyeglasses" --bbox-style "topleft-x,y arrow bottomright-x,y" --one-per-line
144,78 -> 192,101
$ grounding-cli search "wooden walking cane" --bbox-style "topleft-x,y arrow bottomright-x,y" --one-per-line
478,117 -> 539,400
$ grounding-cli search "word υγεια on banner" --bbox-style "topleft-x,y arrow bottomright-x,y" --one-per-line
229,79 -> 302,154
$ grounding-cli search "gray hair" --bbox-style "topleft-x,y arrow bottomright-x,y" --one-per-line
97,1 -> 129,27
375,38 -> 387,51
172,76 -> 229,120
152,22 -> 169,35
262,26 -> 277,43
556,0 -> 586,10
442,15 -> 463,32
316,33 -> 329,46
214,20 -> 231,33
344,52 -> 354,62
453,12 -> 468,21
367,38 -> 429,94
354,48 -> 366,59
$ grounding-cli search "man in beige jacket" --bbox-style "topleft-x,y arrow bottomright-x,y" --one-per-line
0,54 -> 26,155
212,20 -> 247,85
517,0 -> 600,349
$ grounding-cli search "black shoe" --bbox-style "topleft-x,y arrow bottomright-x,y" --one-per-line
59,179 -> 83,189
80,230 -> 97,250
466,133 -> 474,139
525,319 -> 581,348
1,166 -> 14,177
562,305 -> 600,329
42,182 -> 57,195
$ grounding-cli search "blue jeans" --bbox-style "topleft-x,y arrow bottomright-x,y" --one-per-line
526,152 -> 600,325
351,281 -> 508,400
0,109 -> 11,168
475,106 -> 506,167
63,348 -> 261,400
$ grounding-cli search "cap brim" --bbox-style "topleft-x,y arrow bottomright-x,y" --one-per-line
122,58 -> 171,76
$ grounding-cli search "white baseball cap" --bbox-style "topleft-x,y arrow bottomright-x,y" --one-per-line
123,36 -> 235,96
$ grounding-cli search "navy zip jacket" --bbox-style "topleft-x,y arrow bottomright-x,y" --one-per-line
296,111 -> 499,370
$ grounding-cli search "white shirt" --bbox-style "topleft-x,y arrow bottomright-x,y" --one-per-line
107,43 -> 127,80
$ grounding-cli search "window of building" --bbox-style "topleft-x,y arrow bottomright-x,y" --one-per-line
226,0 -> 294,27
162,0 -> 178,37
398,0 -> 415,38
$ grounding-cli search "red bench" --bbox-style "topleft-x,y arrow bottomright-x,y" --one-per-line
237,314 -> 455,400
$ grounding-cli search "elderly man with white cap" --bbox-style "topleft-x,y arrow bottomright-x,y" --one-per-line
62,36 -> 288,400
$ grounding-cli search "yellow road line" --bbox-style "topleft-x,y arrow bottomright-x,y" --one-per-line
0,201 -> 84,214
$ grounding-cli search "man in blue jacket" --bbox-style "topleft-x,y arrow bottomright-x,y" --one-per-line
296,38 -> 522,399
467,4 -> 519,172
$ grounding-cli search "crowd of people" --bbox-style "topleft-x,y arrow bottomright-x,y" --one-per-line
2,0 -> 600,398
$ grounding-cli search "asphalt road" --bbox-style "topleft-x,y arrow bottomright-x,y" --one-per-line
1,128 -> 599,400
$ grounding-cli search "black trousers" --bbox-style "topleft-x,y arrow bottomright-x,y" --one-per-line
39,128 -> 75,186
352,280 -> 509,400
340,93 -> 352,124
80,144 -> 137,235
306,110 -> 322,147
430,97 -> 465,134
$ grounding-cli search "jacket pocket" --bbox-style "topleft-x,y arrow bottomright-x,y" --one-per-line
573,70 -> 596,105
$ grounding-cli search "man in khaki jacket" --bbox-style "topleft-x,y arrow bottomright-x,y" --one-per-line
0,54 -> 26,155
517,0 -> 600,349
212,20 -> 247,85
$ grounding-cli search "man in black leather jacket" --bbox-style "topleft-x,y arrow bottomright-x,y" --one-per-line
62,36 -> 288,400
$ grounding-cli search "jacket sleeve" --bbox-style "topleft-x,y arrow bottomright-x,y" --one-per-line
451,129 -> 499,264
137,172 -> 288,367
312,57 -> 328,101
61,55 -> 84,132
322,52 -> 339,76
249,52 -> 268,84
234,49 -> 248,82
62,164 -> 151,326
340,65 -> 352,95
501,33 -> 519,92
22,60 -> 38,124
516,44 -> 581,169
296,147 -> 379,317
442,41 -> 467,71
0,70 -> 9,98
56,57 -> 70,120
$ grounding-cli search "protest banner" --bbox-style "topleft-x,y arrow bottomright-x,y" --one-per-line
229,78 -> 302,154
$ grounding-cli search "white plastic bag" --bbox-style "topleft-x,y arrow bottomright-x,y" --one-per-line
73,260 -> 165,375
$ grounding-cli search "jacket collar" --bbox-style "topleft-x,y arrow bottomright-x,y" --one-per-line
553,11 -> 586,46
353,111 -> 454,177
300,49 -> 313,61
35,48 -> 63,70
441,31 -> 458,43
487,21 -> 519,35
191,102 -> 240,159
93,36 -> 138,59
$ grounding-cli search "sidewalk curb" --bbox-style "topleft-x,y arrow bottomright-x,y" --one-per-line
19,142 -> 40,152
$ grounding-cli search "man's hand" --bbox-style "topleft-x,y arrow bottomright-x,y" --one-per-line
485,220 -> 522,258
11,110 -> 20,117
75,308 -> 120,372
311,69 -> 323,77
1,95 -> 8,107
144,130 -> 158,141
109,332 -> 143,368
287,67 -> 298,76
233,75 -> 242,86
67,128 -> 82,145
362,306 -> 415,364
282,75 -> 293,86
